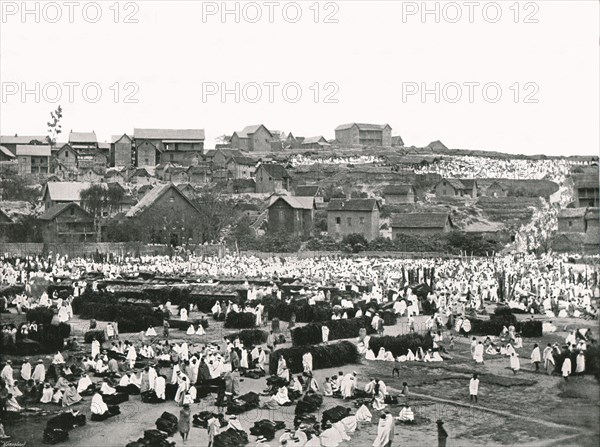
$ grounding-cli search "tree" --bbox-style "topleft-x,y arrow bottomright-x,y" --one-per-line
341,233 -> 369,253
79,184 -> 125,241
46,105 -> 63,150
193,188 -> 236,243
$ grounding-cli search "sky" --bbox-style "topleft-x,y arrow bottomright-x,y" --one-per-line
0,0 -> 598,155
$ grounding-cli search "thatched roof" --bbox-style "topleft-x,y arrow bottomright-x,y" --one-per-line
391,212 -> 452,229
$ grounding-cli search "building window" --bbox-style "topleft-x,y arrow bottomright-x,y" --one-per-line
347,217 -> 352,226
336,217 -> 341,224
70,208 -> 74,216
568,221 -> 572,227
145,158 -> 149,164
359,217 -> 365,224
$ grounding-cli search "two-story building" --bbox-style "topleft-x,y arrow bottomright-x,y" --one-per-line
267,194 -> 315,237
39,202 -> 95,242
383,184 -> 416,204
327,198 -> 381,241
434,178 -> 478,198
16,145 -> 51,174
111,134 -> 134,168
391,212 -> 454,237
134,128 -> 205,167
226,156 -> 257,180
301,136 -> 331,150
230,125 -> 273,152
254,163 -> 291,193
334,123 -> 392,147
0,135 -> 47,154
572,171 -> 599,207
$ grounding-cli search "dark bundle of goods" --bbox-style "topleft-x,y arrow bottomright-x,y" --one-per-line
155,411 -> 178,436
46,411 -> 86,431
27,307 -> 55,326
125,429 -> 175,447
84,329 -> 106,344
90,405 -> 120,421
291,318 -> 375,346
294,392 -> 323,415
266,376 -> 289,391
322,406 -> 351,425
269,342 -> 360,375
293,413 -> 318,430
262,297 -> 333,322
166,319 -> 202,331
43,428 -> 69,444
196,377 -> 226,398
224,312 -> 256,329
19,322 -> 71,354
241,368 -> 265,379
102,392 -> 129,405
226,391 -> 260,415
213,428 -> 249,447
250,420 -> 286,441
368,333 -> 434,357
226,329 -> 268,346
141,390 -> 164,404
192,412 -> 221,428
381,310 -> 397,326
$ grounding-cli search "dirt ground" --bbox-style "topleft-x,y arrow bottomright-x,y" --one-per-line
2,308 -> 598,447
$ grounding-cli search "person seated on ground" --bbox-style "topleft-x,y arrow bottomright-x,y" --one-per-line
396,405 -> 415,422
289,376 -> 303,396
52,387 -> 63,404
154,374 -> 166,401
53,351 -> 65,365
99,380 -> 116,396
266,386 -> 290,407
90,392 -> 119,421
485,344 -> 497,355
62,383 -> 82,407
145,326 -> 157,337
40,383 -> 54,403
514,335 -> 523,349
323,377 -> 333,397
77,373 -> 94,395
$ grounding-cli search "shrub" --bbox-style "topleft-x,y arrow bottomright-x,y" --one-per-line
224,312 -> 256,329
269,341 -> 360,375
27,307 -> 55,326
555,346 -> 599,379
291,318 -> 375,346
368,333 -> 434,357
225,329 -> 268,346
84,329 -> 107,344
341,234 -> 368,253
262,298 -> 333,323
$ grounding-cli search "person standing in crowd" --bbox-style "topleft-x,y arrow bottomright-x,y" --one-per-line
437,420 -> 448,447
531,344 -> 541,371
469,373 -> 479,403
179,403 -> 191,443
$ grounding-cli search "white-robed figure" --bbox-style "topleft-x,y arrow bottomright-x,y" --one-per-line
77,374 -> 93,394
562,356 -> 572,378
186,325 -> 195,335
145,326 -> 157,337
322,325 -> 330,344
365,378 -> 387,411
32,360 -> 46,383
277,356 -> 289,381
126,344 -> 137,368
57,305 -> 69,323
21,360 -> 32,381
510,352 -> 520,373
196,324 -> 205,335
272,386 -> 290,405
180,308 -> 188,321
91,339 -> 101,359
91,392 -> 109,416
154,375 -> 166,400
340,371 -> 357,399
473,342 -> 484,364
302,352 -> 313,374
372,413 -> 395,447
357,335 -> 371,355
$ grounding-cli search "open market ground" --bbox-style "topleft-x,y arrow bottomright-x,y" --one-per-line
1,308 -> 599,447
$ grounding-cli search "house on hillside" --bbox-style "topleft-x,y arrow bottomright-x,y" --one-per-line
335,123 -> 392,147
284,133 -> 304,149
557,208 -> 587,232
255,164 -> 291,193
434,178 -> 477,198
188,165 -> 212,184
427,140 -> 448,151
327,198 -> 381,241
391,212 -> 454,237
227,156 -> 257,180
301,136 -> 331,150
164,166 -> 189,184
39,202 -> 95,242
111,134 -> 134,168
0,135 -> 47,154
69,131 -> 98,149
294,185 -> 324,205
16,145 -> 51,174
125,183 -> 203,245
42,181 -> 89,210
78,167 -> 104,183
572,172 -> 599,207
229,178 -> 256,194
391,136 -> 404,147
267,195 -> 315,237
210,149 -> 244,168
484,181 -> 508,198
230,125 -> 273,152
383,184 -> 416,204
136,140 -> 158,168
133,128 -> 205,167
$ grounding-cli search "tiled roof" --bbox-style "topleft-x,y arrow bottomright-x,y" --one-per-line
16,145 -> 51,157
69,131 -> 97,144
126,183 -> 199,218
335,123 -> 391,131
43,182 -> 92,202
38,202 -> 92,221
258,163 -> 290,179
327,199 -> 379,212
294,185 -> 321,197
0,135 -> 47,145
235,125 -> 272,138
268,195 -> 315,210
134,128 -> 205,140
0,146 -> 16,158
383,184 -> 414,196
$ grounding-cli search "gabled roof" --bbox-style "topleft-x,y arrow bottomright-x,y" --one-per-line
383,184 -> 414,196
228,156 -> 256,166
234,125 -> 272,138
486,181 -> 506,191
268,195 -> 315,210
294,185 -> 322,197
335,123 -> 391,131
572,172 -> 599,189
0,209 -> 13,223
301,136 -> 329,145
558,208 -> 587,219
38,202 -> 92,221
327,199 -> 380,212
458,179 -> 478,190
69,131 -> 97,144
16,145 -> 51,157
427,140 -> 448,150
257,163 -> 290,179
111,134 -> 132,144
391,212 -> 452,229
437,178 -> 466,190
0,135 -> 47,145
391,136 -> 404,146
0,146 -> 16,158
43,182 -> 91,202
585,208 -> 599,221
134,128 -> 205,140
126,183 -> 199,218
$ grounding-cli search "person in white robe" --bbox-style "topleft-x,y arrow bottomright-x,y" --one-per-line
531,344 -> 541,371
77,374 -> 93,394
372,413 -> 394,447
376,348 -> 386,361
302,352 -> 313,374
473,342 -> 484,364
20,360 -> 32,381
365,350 -> 376,361
100,381 -> 116,395
196,325 -> 205,335
91,339 -> 101,359
396,406 -> 415,422
341,372 -> 356,399
271,386 -> 290,405
322,326 -> 330,344
510,353 -> 520,374
91,392 -> 109,415
154,375 -> 166,400
186,325 -> 195,335
146,326 -> 157,337
32,360 -> 46,383
180,308 -> 188,321
53,351 -> 65,365
126,344 -> 137,368
57,305 -> 69,323
40,383 -> 54,403
575,352 -> 585,374
562,356 -> 572,380
355,404 -> 372,422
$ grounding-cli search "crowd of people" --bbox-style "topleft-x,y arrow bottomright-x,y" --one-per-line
288,154 -> 384,168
